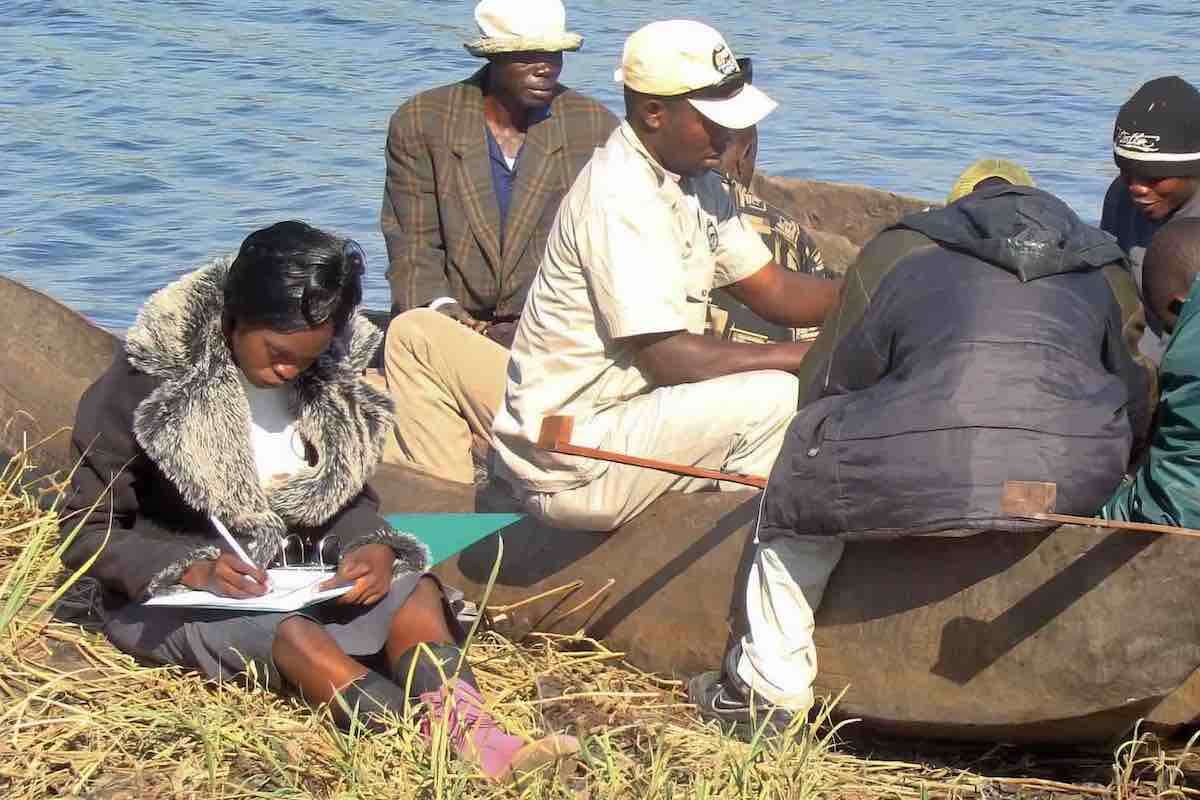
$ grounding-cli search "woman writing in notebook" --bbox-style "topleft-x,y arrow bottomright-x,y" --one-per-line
62,221 -> 574,781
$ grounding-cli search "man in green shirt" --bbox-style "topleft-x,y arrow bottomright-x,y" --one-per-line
1103,217 -> 1200,526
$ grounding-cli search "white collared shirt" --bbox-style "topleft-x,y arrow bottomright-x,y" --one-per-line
492,122 -> 771,492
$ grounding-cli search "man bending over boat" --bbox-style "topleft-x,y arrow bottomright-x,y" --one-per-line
1103,218 -> 1200,526
691,163 -> 1151,732
490,21 -> 841,530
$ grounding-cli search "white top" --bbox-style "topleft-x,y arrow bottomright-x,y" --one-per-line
491,122 -> 771,492
238,373 -> 309,486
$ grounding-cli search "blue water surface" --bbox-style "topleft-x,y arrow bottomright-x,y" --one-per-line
2,0 -> 1199,329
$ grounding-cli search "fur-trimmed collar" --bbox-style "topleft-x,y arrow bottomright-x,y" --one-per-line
124,257 -> 393,566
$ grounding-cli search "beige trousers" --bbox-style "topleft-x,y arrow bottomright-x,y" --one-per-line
734,509 -> 844,711
522,370 -> 799,531
381,308 -> 508,484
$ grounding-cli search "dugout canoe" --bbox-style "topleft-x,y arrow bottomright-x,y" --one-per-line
4,272 -> 1200,743
370,463 -> 1200,744
0,166 -> 1197,743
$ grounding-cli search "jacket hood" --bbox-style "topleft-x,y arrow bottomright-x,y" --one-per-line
896,184 -> 1128,281
122,257 -> 398,570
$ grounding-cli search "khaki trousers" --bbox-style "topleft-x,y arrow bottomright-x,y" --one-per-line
381,308 -> 508,484
522,370 -> 799,531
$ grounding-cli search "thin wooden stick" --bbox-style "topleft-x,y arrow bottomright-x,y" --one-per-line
1014,510 -> 1200,540
536,415 -> 767,489
1002,480 -> 1200,539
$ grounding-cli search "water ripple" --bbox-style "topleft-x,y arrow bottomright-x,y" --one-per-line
1,0 -> 1199,329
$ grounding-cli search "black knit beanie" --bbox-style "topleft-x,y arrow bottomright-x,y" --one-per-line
1113,76 -> 1200,179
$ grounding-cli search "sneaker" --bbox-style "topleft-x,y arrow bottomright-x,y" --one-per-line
688,670 -> 794,740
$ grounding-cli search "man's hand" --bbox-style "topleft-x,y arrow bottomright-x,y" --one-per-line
181,552 -> 269,599
321,543 -> 395,606
483,321 -> 518,348
632,330 -> 814,387
435,300 -> 488,333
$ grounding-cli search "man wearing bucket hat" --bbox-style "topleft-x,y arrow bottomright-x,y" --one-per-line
379,0 -> 615,473
1102,76 -> 1200,364
491,22 -> 841,530
379,0 -> 615,322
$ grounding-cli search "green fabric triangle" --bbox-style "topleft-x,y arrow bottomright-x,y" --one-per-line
384,513 -> 524,566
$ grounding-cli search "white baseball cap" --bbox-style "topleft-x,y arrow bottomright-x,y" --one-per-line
614,20 -> 777,130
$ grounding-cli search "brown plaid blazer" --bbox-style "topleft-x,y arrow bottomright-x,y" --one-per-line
381,67 -> 617,319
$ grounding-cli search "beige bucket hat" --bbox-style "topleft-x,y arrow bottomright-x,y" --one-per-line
464,0 -> 583,58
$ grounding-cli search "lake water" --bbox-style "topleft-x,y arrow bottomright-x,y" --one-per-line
3,0 -> 1199,330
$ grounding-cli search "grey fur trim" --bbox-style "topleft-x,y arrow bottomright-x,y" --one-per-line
343,527 -> 432,578
126,258 -> 393,547
143,544 -> 222,598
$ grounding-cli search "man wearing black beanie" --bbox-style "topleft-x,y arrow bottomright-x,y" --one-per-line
1102,75 -> 1200,363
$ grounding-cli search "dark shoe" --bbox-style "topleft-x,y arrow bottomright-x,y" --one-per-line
688,670 -> 794,740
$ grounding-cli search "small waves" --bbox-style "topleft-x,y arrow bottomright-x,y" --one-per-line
1,0 -> 1198,328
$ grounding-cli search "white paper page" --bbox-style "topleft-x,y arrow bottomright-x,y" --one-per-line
144,569 -> 352,612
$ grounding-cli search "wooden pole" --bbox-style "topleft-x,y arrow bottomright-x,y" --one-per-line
1001,480 -> 1200,540
536,415 -> 768,489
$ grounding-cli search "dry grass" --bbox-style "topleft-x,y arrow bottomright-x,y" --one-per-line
3,444 -> 1200,799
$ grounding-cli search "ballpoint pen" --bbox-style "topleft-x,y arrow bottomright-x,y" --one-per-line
209,514 -> 270,589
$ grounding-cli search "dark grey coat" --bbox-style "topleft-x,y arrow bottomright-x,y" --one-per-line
761,185 -> 1149,541
61,258 -> 430,601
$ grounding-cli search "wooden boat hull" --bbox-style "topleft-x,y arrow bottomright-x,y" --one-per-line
0,276 -> 118,474
367,463 -> 1200,743
4,269 -> 1200,743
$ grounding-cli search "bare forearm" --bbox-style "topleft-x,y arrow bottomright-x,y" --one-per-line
726,264 -> 843,327
635,332 -> 812,386
772,274 -> 842,327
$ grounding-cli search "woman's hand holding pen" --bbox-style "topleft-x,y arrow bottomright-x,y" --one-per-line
181,552 -> 270,598
322,543 -> 394,606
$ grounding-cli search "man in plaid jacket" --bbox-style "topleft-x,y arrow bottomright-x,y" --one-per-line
380,0 -> 615,328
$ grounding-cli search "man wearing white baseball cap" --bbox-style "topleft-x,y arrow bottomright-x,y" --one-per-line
491,19 -> 843,729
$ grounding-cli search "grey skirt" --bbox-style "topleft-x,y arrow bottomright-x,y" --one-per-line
103,572 -> 457,691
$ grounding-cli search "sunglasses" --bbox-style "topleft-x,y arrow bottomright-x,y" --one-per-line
737,57 -> 754,85
679,56 -> 755,101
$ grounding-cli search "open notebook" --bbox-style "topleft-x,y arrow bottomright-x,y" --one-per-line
144,569 -> 351,612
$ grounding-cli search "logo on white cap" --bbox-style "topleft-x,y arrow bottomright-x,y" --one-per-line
712,44 -> 737,78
